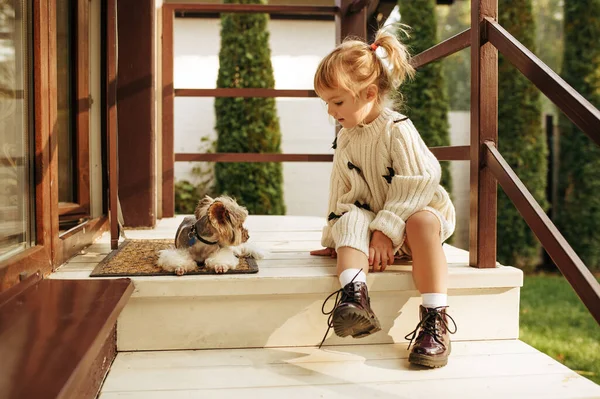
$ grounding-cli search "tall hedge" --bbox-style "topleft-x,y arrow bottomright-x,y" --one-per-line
497,0 -> 548,269
556,0 -> 600,270
214,0 -> 285,215
397,0 -> 452,192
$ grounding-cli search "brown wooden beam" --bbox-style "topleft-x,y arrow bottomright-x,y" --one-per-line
162,4 -> 175,219
469,0 -> 498,269
117,0 -> 156,228
486,18 -> 600,147
174,146 -> 470,163
169,3 -> 339,15
336,0 -> 367,43
107,0 -> 119,248
411,29 -> 471,69
484,142 -> 600,325
175,88 -> 318,98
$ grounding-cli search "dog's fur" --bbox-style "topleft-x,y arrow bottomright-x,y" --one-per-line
157,195 -> 264,275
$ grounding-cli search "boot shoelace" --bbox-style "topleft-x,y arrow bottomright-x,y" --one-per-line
404,307 -> 457,350
318,270 -> 363,349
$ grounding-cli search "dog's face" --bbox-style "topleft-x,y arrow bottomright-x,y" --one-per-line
194,195 -> 249,246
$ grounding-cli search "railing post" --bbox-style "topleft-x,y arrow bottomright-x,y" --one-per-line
470,0 -> 498,268
161,5 -> 175,218
335,0 -> 367,44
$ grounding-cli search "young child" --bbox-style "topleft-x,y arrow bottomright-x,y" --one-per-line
310,27 -> 457,368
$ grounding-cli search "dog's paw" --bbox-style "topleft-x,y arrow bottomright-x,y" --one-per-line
205,252 -> 237,274
213,264 -> 230,274
175,266 -> 187,276
234,243 -> 266,259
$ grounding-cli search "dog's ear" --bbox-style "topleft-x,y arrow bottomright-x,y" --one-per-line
195,195 -> 214,219
208,201 -> 229,226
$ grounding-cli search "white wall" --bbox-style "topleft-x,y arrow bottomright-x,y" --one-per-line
173,18 -> 335,217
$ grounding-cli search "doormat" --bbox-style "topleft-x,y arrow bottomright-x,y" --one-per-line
90,239 -> 258,277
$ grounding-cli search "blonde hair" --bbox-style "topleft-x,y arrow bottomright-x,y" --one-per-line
314,27 -> 415,107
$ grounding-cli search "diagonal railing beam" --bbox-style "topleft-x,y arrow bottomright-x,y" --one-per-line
411,29 -> 471,69
486,18 -> 600,146
484,141 -> 600,325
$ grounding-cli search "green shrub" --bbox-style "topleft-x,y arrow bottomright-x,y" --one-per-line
556,0 -> 600,270
497,0 -> 548,270
397,0 -> 452,192
214,0 -> 285,215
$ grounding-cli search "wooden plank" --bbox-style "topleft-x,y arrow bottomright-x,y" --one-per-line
469,0 -> 497,269
100,373 -> 600,399
68,326 -> 117,399
108,341 -> 537,370
107,0 -> 119,249
175,88 -> 318,98
100,348 -> 588,393
411,29 -> 471,69
0,271 -> 42,306
161,4 -> 175,218
486,18 -> 600,146
0,278 -> 134,399
174,146 -> 470,163
76,0 -> 91,215
484,142 -> 600,324
168,3 -> 339,15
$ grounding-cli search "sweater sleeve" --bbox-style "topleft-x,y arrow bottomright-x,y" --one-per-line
369,120 -> 441,248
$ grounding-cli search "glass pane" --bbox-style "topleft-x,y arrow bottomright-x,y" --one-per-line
56,0 -> 74,203
0,0 -> 33,261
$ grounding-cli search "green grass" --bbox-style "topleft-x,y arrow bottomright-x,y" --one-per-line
519,273 -> 600,385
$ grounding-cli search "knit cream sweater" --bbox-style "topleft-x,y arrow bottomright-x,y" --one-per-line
321,108 -> 456,257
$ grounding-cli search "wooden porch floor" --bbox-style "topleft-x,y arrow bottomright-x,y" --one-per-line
50,215 -> 600,398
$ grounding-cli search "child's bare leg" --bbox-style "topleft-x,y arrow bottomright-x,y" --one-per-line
404,210 -> 456,368
336,247 -> 369,276
405,211 -> 447,294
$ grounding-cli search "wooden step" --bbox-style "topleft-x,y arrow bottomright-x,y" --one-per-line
98,340 -> 600,398
51,216 -> 523,351
0,273 -> 134,399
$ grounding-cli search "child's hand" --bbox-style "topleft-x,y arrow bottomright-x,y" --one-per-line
310,247 -> 337,258
369,231 -> 394,272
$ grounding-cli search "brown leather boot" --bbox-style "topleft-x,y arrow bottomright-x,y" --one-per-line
319,281 -> 381,348
405,305 -> 457,368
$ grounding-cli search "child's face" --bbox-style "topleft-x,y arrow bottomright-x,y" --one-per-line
320,87 -> 378,129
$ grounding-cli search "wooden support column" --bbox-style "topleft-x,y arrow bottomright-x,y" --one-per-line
469,0 -> 498,268
107,0 -> 119,248
116,0 -> 156,227
335,0 -> 368,44
161,5 -> 174,218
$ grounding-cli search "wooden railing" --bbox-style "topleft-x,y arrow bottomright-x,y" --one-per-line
156,0 -> 600,324
161,0 -> 472,217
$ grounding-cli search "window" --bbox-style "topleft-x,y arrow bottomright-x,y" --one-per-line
0,0 -> 33,261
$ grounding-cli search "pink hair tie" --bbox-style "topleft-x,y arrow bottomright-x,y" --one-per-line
370,43 -> 378,51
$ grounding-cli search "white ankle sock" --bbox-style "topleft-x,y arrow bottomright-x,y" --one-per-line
421,293 -> 447,308
339,268 -> 367,287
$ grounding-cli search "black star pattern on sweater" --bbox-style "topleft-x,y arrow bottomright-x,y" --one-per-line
328,212 -> 345,221
383,167 -> 395,184
347,161 -> 362,174
354,201 -> 371,211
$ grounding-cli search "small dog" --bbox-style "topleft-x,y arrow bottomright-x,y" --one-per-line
157,195 -> 263,275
